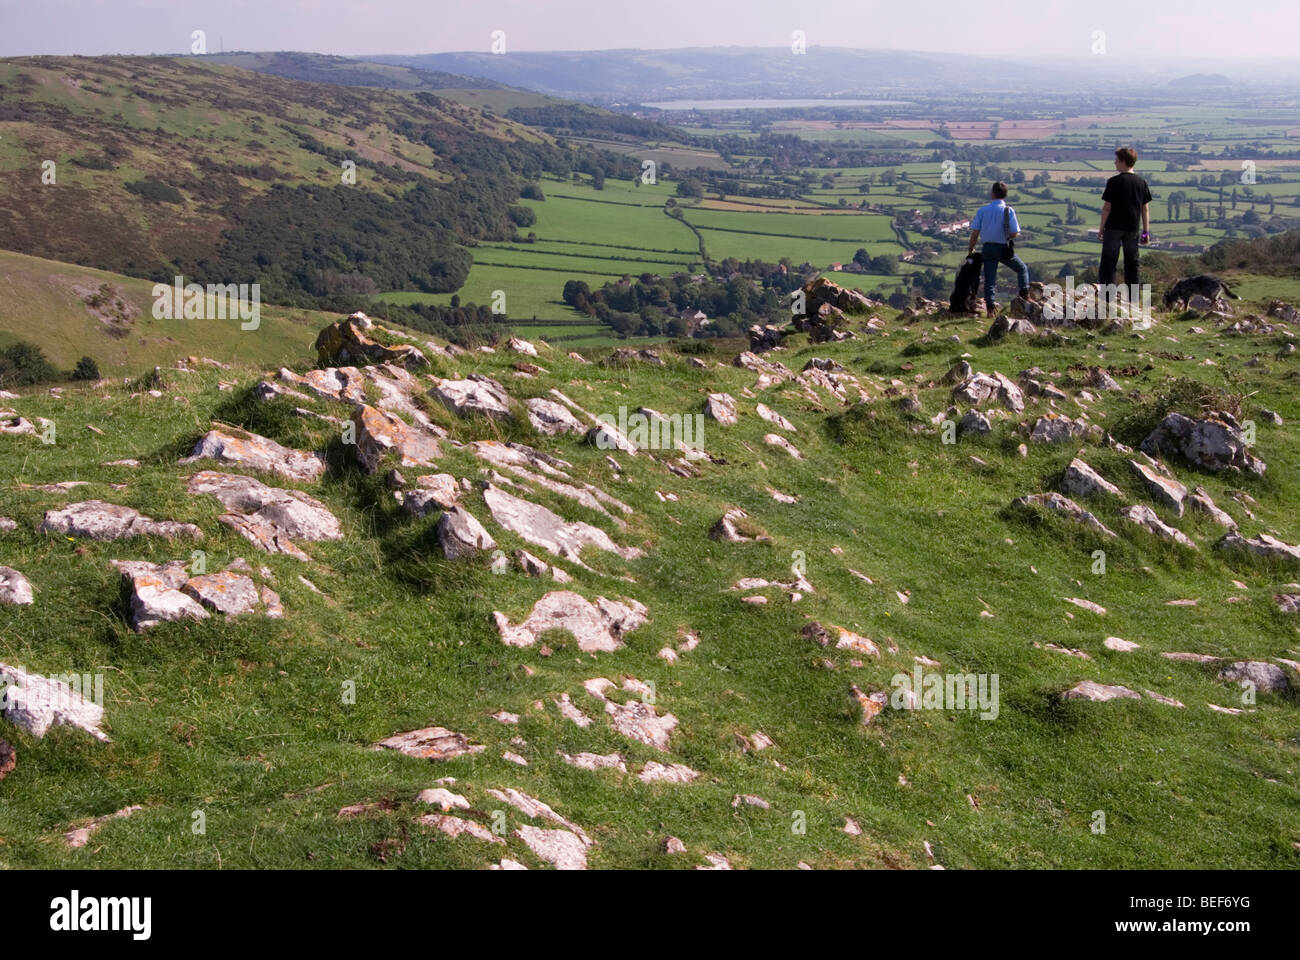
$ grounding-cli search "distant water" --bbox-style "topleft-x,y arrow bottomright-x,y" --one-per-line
641,98 -> 909,110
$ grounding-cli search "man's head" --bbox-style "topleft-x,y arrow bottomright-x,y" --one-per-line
1114,146 -> 1137,171
991,181 -> 1008,200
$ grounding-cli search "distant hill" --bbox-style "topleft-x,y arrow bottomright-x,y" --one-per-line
1167,72 -> 1234,89
0,56 -> 639,312
198,51 -> 503,91
366,46 -> 1094,102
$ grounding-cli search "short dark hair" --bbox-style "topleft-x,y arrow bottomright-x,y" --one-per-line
1115,146 -> 1137,167
991,181 -> 1008,199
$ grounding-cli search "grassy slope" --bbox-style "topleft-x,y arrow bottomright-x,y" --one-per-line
1,285 -> 1298,869
0,249 -> 335,375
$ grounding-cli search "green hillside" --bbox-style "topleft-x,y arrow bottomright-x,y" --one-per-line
1,279 -> 1299,869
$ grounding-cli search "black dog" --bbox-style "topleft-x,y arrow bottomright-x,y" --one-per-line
1163,274 -> 1240,309
949,251 -> 984,314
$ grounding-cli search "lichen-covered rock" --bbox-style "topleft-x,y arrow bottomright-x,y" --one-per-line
1060,459 -> 1121,498
436,506 -> 496,559
1216,661 -> 1291,694
1128,459 -> 1188,515
1061,681 -> 1140,702
1012,492 -> 1117,537
525,397 -> 586,436
493,591 -> 647,652
0,566 -> 34,605
372,726 -> 485,760
1215,531 -> 1300,564
351,403 -> 441,473
40,500 -> 203,542
181,571 -> 261,615
431,375 -> 512,419
187,471 -> 341,558
180,425 -> 326,482
0,662 -> 109,740
315,314 -> 426,369
112,560 -> 210,631
394,473 -> 460,517
482,484 -> 642,564
704,392 -> 737,425
1140,411 -> 1265,475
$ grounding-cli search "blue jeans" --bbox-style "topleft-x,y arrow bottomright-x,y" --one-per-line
981,242 -> 1030,308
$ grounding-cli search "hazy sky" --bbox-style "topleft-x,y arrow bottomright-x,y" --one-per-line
1,0 -> 1296,60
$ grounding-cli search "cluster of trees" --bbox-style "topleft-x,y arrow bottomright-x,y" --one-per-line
561,260 -> 805,338
0,342 -> 99,388
505,105 -> 685,142
373,299 -> 509,347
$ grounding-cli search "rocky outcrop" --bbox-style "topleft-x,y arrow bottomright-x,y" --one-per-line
351,403 -> 441,472
1012,492 -> 1117,537
482,484 -> 642,565
0,662 -> 108,741
525,397 -> 586,436
1140,412 -> 1265,475
493,591 -> 647,653
703,393 -> 737,425
373,726 -> 485,760
1215,531 -> 1300,564
1128,460 -> 1188,515
188,471 -> 342,558
40,501 -> 203,542
1118,504 -> 1196,549
1216,661 -> 1291,694
1061,681 -> 1140,702
0,566 -> 34,605
1060,459 -> 1121,498
435,507 -> 495,559
314,313 -> 427,369
181,425 -> 326,482
431,375 -> 513,420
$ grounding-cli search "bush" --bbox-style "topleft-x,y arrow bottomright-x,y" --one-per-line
125,177 -> 184,204
72,356 -> 101,381
0,341 -> 60,387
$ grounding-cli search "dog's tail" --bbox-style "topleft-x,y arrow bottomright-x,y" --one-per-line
1220,280 -> 1240,300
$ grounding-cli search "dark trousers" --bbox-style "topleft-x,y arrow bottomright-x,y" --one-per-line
980,242 -> 1029,308
1099,229 -> 1140,286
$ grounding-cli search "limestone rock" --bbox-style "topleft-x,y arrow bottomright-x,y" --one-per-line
436,506 -> 496,559
1061,459 -> 1121,498
432,375 -> 513,419
373,726 -> 485,760
482,484 -> 642,564
181,571 -> 260,615
351,403 -> 441,472
493,591 -> 647,652
0,566 -> 34,605
1012,492 -> 1117,537
1061,681 -> 1140,702
1128,460 -> 1188,515
315,314 -> 426,369
1140,412 -> 1265,475
187,471 -> 342,557
704,392 -> 737,425
1215,531 -> 1300,564
755,403 -> 795,432
181,425 -> 326,482
1118,504 -> 1197,549
40,500 -> 203,542
525,397 -> 586,436
515,825 -> 588,870
638,761 -> 699,784
112,560 -> 209,631
1188,487 -> 1236,529
0,662 -> 109,741
1217,661 -> 1290,694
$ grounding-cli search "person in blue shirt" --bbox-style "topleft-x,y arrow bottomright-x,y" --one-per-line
967,182 -> 1030,314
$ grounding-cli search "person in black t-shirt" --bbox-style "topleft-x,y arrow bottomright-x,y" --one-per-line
1098,146 -> 1153,288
